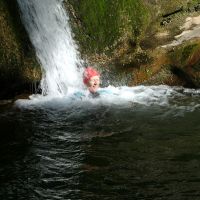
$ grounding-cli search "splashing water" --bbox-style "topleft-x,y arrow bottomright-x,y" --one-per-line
15,85 -> 200,115
17,0 -> 84,96
16,0 -> 200,111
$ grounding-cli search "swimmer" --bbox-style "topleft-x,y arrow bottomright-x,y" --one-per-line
83,67 -> 100,97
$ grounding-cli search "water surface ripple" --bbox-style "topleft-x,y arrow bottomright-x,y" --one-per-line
1,86 -> 200,200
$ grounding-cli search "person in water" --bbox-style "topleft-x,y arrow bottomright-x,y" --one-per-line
83,67 -> 100,97
73,66 -> 111,99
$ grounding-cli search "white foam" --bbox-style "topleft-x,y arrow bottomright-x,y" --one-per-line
15,85 -> 200,111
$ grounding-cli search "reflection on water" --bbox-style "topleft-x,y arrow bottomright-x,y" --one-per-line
1,86 -> 200,200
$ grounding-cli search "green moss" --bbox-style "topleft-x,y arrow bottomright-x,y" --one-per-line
118,0 -> 149,38
192,63 -> 200,71
68,0 -> 150,54
171,42 -> 200,67
170,42 -> 197,67
167,41 -> 200,87
181,44 -> 198,64
69,0 -> 119,52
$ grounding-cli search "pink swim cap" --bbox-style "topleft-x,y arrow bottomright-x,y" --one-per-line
83,67 -> 100,84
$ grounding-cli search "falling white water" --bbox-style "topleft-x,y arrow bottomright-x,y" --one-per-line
17,0 -> 84,96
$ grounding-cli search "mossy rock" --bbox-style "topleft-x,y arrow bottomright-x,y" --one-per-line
169,40 -> 200,67
65,0 -> 150,55
0,0 -> 41,99
168,40 -> 200,87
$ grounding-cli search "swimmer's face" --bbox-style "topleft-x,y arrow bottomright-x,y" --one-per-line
87,76 -> 100,93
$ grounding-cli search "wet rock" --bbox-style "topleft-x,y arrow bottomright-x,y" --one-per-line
0,0 -> 41,99
0,100 -> 13,106
64,0 -> 200,87
168,40 -> 200,87
162,6 -> 183,18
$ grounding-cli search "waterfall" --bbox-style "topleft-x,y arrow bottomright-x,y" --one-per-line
17,0 -> 84,96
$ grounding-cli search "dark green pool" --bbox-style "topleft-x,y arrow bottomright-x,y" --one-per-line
1,86 -> 200,200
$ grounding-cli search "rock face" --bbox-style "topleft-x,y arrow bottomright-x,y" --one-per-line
65,0 -> 200,87
0,0 -> 41,99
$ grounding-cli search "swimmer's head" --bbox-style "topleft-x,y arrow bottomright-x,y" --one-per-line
83,67 -> 100,93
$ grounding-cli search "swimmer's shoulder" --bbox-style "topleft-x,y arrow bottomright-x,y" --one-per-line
72,91 -> 86,99
98,88 -> 115,95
